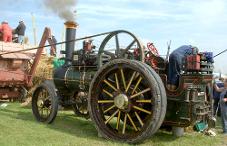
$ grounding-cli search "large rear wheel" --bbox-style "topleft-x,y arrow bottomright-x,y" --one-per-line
88,59 -> 167,143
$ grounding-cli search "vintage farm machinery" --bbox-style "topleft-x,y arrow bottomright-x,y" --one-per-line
31,21 -> 214,143
0,29 -> 56,101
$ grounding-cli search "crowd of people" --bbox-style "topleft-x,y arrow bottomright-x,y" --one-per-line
0,20 -> 26,43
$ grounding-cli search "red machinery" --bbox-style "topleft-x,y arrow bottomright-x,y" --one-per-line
0,28 -> 56,101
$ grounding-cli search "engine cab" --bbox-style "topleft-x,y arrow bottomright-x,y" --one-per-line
145,44 -> 214,127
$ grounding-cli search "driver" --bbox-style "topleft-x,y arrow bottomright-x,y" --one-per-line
167,45 -> 198,91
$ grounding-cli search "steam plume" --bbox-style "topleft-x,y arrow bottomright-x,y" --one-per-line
43,0 -> 77,21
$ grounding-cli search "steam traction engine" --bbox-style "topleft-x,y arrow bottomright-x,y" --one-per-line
32,21 -> 214,143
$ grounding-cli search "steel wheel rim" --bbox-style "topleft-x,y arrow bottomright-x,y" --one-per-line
90,63 -> 158,139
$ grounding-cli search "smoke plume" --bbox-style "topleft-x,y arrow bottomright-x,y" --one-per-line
43,0 -> 77,21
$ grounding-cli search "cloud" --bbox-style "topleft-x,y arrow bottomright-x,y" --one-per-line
77,4 -> 188,21
181,0 -> 226,26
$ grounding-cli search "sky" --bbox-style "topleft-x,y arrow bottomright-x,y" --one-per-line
0,0 -> 226,73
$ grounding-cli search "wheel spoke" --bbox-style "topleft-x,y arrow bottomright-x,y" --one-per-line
104,105 -> 116,114
131,76 -> 142,94
45,91 -> 49,100
46,95 -> 51,100
43,108 -> 46,117
136,99 -> 152,103
38,106 -> 42,112
115,73 -> 120,89
103,79 -> 118,91
125,72 -> 136,92
115,34 -> 120,57
130,88 -> 151,99
47,107 -> 50,116
46,108 -> 49,117
122,113 -> 127,134
133,105 -> 152,115
116,111 -> 121,130
44,90 -> 48,99
122,39 -> 136,55
120,68 -> 126,89
98,100 -> 114,103
40,108 -> 44,117
127,113 -> 138,131
40,91 -> 45,99
134,111 -> 144,127
105,109 -> 119,124
102,89 -> 113,98
103,50 -> 115,59
44,108 -> 47,117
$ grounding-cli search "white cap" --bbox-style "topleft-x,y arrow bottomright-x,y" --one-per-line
2,20 -> 8,24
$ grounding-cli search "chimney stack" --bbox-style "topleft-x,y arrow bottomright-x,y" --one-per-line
64,21 -> 78,66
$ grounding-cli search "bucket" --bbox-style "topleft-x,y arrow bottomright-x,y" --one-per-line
172,126 -> 184,137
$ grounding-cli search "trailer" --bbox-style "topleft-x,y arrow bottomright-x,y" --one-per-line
0,28 -> 56,101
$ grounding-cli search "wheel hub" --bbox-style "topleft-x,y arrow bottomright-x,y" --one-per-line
114,94 -> 128,109
38,100 -> 44,107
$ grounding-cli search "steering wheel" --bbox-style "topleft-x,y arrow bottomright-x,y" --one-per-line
147,42 -> 159,56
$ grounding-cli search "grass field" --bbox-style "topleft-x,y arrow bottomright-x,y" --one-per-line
0,102 -> 226,146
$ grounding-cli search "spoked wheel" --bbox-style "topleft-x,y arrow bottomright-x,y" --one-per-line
72,92 -> 89,118
18,86 -> 27,103
32,80 -> 59,124
89,59 -> 167,143
98,30 -> 144,68
72,103 -> 89,118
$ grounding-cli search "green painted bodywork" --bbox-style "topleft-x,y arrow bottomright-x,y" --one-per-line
161,74 -> 212,127
64,66 -> 96,91
62,64 -> 212,127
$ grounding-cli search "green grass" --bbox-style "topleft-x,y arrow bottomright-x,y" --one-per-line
0,102 -> 225,146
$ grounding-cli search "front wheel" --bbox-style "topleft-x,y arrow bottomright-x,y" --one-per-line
32,80 -> 59,124
88,59 -> 167,143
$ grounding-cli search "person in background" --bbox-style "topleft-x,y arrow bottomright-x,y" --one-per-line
0,21 -> 12,42
49,35 -> 57,56
213,77 -> 225,116
219,78 -> 227,135
167,45 -> 198,90
0,23 -> 2,40
15,20 -> 26,43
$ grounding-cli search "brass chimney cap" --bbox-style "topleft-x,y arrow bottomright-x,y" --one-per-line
64,21 -> 78,29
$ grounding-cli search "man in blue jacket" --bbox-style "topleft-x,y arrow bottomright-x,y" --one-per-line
167,45 -> 198,90
213,77 -> 224,116
220,78 -> 227,135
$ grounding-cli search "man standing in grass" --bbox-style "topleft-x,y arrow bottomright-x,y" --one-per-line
213,77 -> 225,116
220,78 -> 227,135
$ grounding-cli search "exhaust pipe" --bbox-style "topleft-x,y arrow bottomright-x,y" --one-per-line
64,21 -> 78,66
